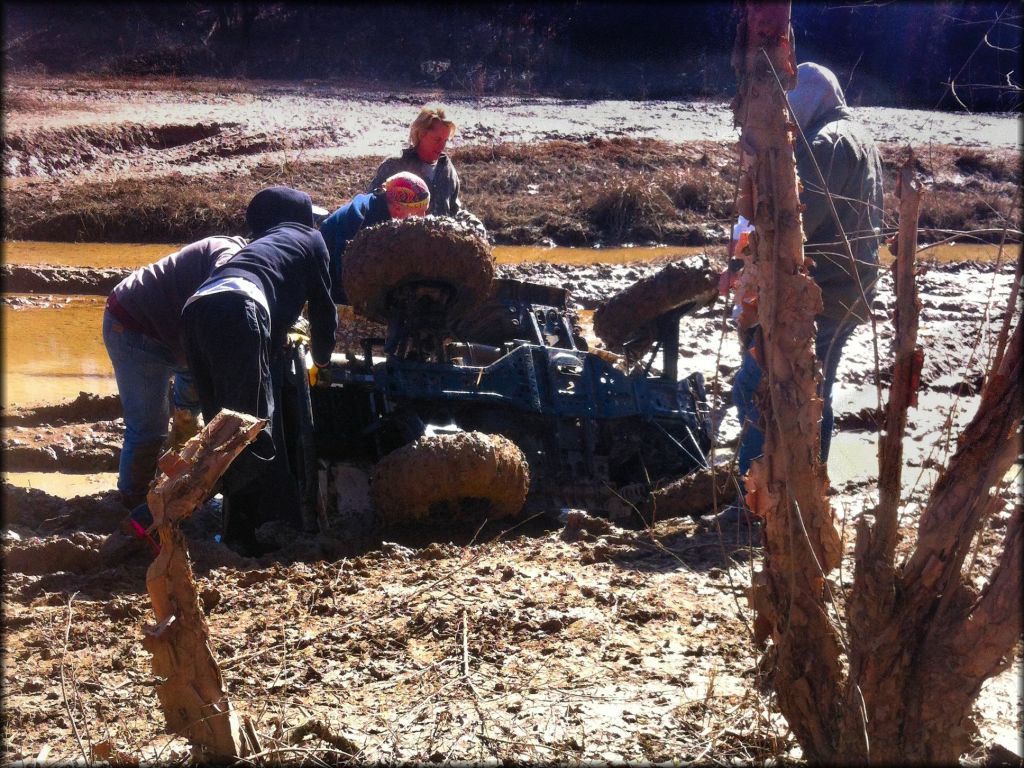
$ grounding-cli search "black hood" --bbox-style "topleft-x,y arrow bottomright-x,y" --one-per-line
246,186 -> 316,238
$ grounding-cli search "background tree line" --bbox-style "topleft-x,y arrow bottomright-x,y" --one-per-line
3,1 -> 1020,111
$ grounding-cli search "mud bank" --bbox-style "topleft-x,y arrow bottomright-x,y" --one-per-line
2,393 -> 123,472
3,77 -> 1020,246
1,264 -> 128,295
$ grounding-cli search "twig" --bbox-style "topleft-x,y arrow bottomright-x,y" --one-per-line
284,719 -> 359,756
990,226 -> 1021,374
461,609 -> 471,678
59,591 -> 89,765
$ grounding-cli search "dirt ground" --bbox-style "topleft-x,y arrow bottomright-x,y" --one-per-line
1,76 -> 1022,764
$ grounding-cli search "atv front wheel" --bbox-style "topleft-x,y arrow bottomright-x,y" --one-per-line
371,431 -> 530,523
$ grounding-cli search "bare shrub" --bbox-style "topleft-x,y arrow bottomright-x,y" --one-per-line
584,177 -> 675,242
954,148 -> 1021,182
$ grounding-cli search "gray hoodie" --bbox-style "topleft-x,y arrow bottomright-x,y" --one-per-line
790,63 -> 883,324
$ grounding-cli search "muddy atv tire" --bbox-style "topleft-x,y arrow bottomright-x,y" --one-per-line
372,431 -> 529,523
343,216 -> 495,324
593,255 -> 719,349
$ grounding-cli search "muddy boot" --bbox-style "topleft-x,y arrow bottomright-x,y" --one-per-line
167,407 -> 202,452
120,437 -> 167,510
99,502 -> 160,564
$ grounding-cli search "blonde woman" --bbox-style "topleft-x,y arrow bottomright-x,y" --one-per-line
369,103 -> 485,236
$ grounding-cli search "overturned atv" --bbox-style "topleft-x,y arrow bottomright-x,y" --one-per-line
283,216 -> 725,530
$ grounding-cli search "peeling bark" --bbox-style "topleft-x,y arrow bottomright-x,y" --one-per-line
733,2 -> 844,761
143,409 -> 266,761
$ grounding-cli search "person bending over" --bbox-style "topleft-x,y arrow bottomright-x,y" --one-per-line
181,185 -> 337,553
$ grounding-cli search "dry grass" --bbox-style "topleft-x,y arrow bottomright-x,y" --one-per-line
877,144 -> 1021,244
584,178 -> 676,242
3,138 -> 1019,248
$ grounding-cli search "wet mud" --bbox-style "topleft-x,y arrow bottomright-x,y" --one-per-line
2,264 -> 129,295
2,76 -> 1021,763
3,393 -> 124,471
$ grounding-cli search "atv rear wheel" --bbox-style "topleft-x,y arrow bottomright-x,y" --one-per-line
371,431 -> 530,523
343,216 -> 495,325
593,255 -> 719,349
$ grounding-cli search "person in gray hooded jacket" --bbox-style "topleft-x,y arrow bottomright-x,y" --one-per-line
731,62 -> 884,483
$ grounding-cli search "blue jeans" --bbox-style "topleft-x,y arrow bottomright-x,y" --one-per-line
733,315 -> 857,477
102,308 -> 199,502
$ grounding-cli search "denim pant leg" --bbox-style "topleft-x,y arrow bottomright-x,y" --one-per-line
171,367 -> 201,412
102,308 -> 175,498
732,333 -> 764,477
815,316 -> 857,464
733,320 -> 856,476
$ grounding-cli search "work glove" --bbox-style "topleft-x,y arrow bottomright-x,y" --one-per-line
306,350 -> 332,387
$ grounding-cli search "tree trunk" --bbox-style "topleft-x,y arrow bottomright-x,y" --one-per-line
732,3 -> 844,761
732,5 -> 1022,763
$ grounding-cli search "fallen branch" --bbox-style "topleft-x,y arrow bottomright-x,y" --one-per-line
284,719 -> 359,755
59,592 -> 89,765
142,409 -> 266,761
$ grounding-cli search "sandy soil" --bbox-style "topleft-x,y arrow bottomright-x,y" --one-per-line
1,75 -> 1021,764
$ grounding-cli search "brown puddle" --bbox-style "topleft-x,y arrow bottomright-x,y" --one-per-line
2,295 -> 116,408
3,241 -> 182,269
1,471 -> 118,498
2,240 -> 710,268
3,240 -> 1017,270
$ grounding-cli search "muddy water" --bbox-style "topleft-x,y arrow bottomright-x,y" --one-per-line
0,240 -> 1014,408
3,240 -> 1017,268
1,470 -> 118,498
2,295 -> 115,408
2,241 -> 180,269
2,240 -> 708,268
